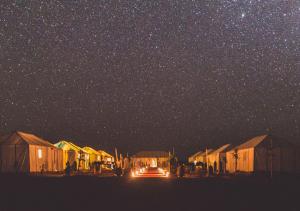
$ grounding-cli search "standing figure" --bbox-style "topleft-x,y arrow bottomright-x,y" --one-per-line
65,161 -> 71,176
213,161 -> 217,174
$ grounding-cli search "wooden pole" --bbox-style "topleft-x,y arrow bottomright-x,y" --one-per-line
270,138 -> 273,179
206,148 -> 209,176
115,148 -> 119,168
15,144 -> 17,173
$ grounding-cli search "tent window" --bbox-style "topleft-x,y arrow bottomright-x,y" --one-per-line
38,149 -> 42,159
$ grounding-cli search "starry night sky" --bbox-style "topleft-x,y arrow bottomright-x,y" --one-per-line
0,0 -> 299,157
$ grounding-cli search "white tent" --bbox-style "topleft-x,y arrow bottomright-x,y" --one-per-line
226,135 -> 300,174
0,131 -> 63,173
207,144 -> 232,174
131,151 -> 170,170
191,149 -> 214,164
188,151 -> 203,163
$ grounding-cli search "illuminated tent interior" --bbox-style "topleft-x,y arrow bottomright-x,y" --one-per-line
0,131 -> 63,173
226,135 -> 300,173
131,151 -> 170,169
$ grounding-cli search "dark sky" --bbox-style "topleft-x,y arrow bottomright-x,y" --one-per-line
0,0 -> 299,157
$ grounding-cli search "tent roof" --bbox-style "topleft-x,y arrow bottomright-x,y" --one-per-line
55,140 -> 88,153
0,131 -> 55,147
197,149 -> 214,157
83,147 -> 101,155
234,135 -> 268,150
233,134 -> 295,150
210,144 -> 232,154
189,151 -> 203,159
132,151 -> 169,158
98,150 -> 113,157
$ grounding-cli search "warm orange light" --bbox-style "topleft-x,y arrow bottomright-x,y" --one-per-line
38,149 -> 42,159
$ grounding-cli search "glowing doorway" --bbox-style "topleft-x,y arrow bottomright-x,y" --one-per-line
150,158 -> 157,167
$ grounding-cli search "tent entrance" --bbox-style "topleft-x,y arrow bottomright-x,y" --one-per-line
150,158 -> 157,168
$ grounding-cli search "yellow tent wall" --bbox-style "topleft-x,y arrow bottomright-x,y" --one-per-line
225,148 -> 255,173
58,145 -> 79,170
98,150 -> 114,163
188,151 -> 203,163
55,141 -> 90,171
88,153 -> 99,164
28,145 -> 63,172
237,148 -> 254,172
188,156 -> 194,163
207,153 -> 219,169
82,147 -> 101,165
226,150 -> 236,173
207,152 -> 227,173
194,154 -> 206,163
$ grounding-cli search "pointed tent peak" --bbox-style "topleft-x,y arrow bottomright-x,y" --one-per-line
0,131 -> 26,145
55,140 -> 78,148
54,140 -> 69,148
234,134 -> 268,150
132,151 -> 170,158
190,148 -> 214,157
17,131 -> 56,147
190,151 -> 204,158
0,131 -> 56,147
98,150 -> 114,158
210,144 -> 232,154
55,140 -> 88,153
82,146 -> 101,155
202,149 -> 214,155
0,130 -> 26,139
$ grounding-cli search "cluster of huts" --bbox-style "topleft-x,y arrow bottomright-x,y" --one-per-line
188,134 -> 300,174
1,131 -> 299,176
0,131 -> 114,173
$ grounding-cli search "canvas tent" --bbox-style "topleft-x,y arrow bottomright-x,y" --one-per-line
82,147 -> 101,164
98,150 -> 114,164
0,131 -> 63,173
207,144 -> 232,174
188,151 -> 203,163
131,151 -> 170,170
55,141 -> 90,171
189,149 -> 214,165
226,135 -> 300,173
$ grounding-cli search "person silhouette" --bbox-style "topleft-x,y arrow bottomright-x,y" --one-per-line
65,161 -> 71,176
